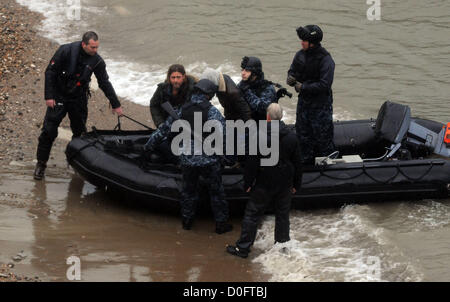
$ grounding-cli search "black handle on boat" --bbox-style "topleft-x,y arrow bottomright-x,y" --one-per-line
115,114 -> 153,131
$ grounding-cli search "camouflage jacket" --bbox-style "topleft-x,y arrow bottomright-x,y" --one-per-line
144,93 -> 229,167
238,79 -> 276,120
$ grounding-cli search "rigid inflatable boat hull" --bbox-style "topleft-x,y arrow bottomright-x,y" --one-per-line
66,122 -> 450,211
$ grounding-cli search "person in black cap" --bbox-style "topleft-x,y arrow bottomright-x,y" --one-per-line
287,25 -> 336,165
34,31 -> 123,180
144,79 -> 233,234
238,56 -> 276,121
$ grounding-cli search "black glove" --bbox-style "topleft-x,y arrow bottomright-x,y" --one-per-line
276,88 -> 292,100
286,75 -> 297,87
294,82 -> 302,92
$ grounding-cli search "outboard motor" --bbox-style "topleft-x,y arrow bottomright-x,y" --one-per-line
375,101 -> 411,159
376,100 -> 450,159
407,120 -> 450,158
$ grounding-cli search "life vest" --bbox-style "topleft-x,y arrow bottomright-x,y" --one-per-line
297,46 -> 330,83
181,100 -> 212,141
57,41 -> 102,98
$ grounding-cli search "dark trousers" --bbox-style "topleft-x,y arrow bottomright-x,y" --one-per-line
236,185 -> 292,251
181,162 -> 229,222
36,100 -> 88,162
296,99 -> 335,164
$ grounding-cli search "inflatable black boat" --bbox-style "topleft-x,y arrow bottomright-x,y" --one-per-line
66,101 -> 450,210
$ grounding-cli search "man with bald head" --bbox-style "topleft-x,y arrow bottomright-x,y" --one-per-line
226,103 -> 303,258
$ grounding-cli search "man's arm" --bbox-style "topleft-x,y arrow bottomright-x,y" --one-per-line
287,51 -> 304,80
291,136 -> 303,192
301,55 -> 335,95
93,60 -> 121,110
44,45 -> 66,102
149,85 -> 166,127
243,155 -> 259,191
243,85 -> 276,117
143,115 -> 174,152
234,93 -> 252,121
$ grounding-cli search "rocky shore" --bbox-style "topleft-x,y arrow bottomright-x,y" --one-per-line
0,0 -> 154,282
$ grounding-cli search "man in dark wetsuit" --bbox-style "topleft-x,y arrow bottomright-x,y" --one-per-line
226,103 -> 302,258
34,31 -> 123,180
287,25 -> 336,165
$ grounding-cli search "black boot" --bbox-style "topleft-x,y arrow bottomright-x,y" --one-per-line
215,222 -> 233,234
33,161 -> 47,180
226,245 -> 249,258
182,217 -> 194,230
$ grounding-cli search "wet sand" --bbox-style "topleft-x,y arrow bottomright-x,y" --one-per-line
0,0 -> 270,282
0,163 -> 270,282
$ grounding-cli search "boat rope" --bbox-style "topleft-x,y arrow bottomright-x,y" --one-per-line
397,162 -> 435,182
302,162 -> 436,185
114,114 -> 153,131
362,164 -> 400,184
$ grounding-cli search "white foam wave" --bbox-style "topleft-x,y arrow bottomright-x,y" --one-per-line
16,0 -> 106,44
252,205 -> 424,282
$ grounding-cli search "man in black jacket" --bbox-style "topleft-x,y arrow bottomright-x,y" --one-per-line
149,64 -> 197,127
200,68 -> 251,122
287,25 -> 336,165
34,31 -> 123,180
226,103 -> 302,258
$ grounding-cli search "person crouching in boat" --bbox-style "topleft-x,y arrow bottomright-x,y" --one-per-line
200,67 -> 251,122
144,79 -> 233,234
200,67 -> 252,165
226,103 -> 303,258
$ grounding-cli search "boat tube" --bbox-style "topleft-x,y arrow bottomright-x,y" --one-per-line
66,101 -> 450,210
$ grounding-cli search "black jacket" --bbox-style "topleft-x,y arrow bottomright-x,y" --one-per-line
244,121 -> 302,192
44,41 -> 120,108
288,45 -> 335,107
149,75 -> 197,127
217,74 -> 251,121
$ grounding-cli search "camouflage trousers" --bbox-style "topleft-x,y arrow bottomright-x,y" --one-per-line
295,100 -> 335,165
180,162 -> 229,222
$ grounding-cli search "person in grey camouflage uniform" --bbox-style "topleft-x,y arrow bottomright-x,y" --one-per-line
238,56 -> 276,121
287,25 -> 336,164
144,79 -> 233,234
